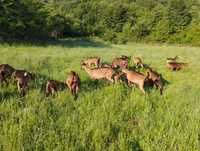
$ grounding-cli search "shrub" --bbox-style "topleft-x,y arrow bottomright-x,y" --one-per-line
0,0 -> 49,41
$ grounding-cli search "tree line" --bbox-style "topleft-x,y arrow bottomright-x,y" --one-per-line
0,0 -> 200,45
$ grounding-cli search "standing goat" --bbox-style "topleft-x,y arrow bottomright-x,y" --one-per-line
146,67 -> 163,95
166,56 -> 179,63
122,68 -> 149,94
66,71 -> 80,98
81,64 -> 115,82
112,57 -> 129,69
12,70 -> 32,80
81,57 -> 100,68
0,64 -> 15,84
12,70 -> 31,96
167,62 -> 188,71
45,80 -> 66,96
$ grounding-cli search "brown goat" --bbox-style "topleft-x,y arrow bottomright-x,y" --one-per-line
12,71 -> 31,96
81,57 -> 100,68
81,64 -> 115,82
12,70 -> 32,80
132,57 -> 143,68
122,68 -> 149,94
45,80 -> 66,96
112,57 -> 128,69
0,64 -> 15,84
146,67 -> 163,95
167,62 -> 188,71
66,71 -> 80,97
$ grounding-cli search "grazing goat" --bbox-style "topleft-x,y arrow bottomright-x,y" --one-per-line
45,80 -> 66,96
112,57 -> 128,69
81,64 -> 115,82
167,62 -> 188,71
132,57 -> 143,68
66,71 -> 80,98
166,56 -> 179,63
146,67 -> 163,95
12,70 -> 32,80
81,57 -> 100,68
0,64 -> 15,84
122,68 -> 149,94
12,71 -> 31,96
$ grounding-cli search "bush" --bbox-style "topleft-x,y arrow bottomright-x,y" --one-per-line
169,23 -> 200,45
102,30 -> 117,44
0,0 -> 200,45
115,23 -> 133,44
0,0 -> 49,41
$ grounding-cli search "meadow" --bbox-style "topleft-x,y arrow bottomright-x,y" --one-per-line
0,39 -> 200,151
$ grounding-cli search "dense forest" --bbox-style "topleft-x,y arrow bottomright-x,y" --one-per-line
0,0 -> 200,45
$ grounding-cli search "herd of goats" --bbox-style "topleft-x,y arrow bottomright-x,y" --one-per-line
0,55 -> 188,99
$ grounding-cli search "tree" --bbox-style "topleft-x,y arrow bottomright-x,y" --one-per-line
0,0 -> 49,40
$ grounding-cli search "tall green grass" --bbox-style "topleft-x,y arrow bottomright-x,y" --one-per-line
0,39 -> 200,151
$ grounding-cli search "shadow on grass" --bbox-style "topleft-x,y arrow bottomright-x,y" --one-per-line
0,90 -> 18,101
3,38 -> 110,48
24,73 -> 50,94
80,79 -> 111,93
31,73 -> 68,96
144,76 -> 170,95
48,38 -> 110,48
128,140 -> 143,151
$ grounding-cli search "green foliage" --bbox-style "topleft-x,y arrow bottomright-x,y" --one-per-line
0,0 -> 49,40
169,23 -> 200,45
102,29 -> 117,43
0,0 -> 200,45
116,23 -> 133,44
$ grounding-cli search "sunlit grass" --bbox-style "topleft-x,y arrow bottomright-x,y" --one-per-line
0,39 -> 200,151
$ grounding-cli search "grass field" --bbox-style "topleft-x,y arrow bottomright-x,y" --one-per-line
0,39 -> 200,151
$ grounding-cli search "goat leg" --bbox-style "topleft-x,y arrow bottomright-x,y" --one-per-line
139,82 -> 145,94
